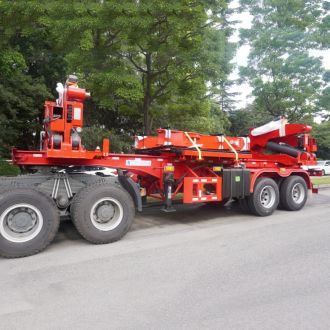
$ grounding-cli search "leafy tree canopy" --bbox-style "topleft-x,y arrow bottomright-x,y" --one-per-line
239,0 -> 325,122
45,0 -> 232,134
312,121 -> 330,159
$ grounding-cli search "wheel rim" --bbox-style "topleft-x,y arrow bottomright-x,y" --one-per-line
292,183 -> 305,204
259,185 -> 276,209
0,203 -> 43,243
90,197 -> 123,231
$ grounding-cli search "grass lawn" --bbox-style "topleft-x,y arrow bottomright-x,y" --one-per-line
311,176 -> 330,185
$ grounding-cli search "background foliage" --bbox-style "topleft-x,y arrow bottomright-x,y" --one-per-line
0,0 -> 329,160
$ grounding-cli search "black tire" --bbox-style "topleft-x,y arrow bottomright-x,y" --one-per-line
71,182 -> 135,244
0,187 -> 60,258
248,177 -> 279,217
239,197 -> 251,213
280,175 -> 308,211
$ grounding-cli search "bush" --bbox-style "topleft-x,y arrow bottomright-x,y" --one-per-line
81,126 -> 133,153
0,159 -> 20,176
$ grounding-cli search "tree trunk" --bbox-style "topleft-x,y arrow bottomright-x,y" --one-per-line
143,53 -> 152,135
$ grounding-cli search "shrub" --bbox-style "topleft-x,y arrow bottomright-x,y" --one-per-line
0,159 -> 20,176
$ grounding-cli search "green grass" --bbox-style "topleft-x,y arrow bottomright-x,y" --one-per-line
311,176 -> 330,185
0,159 -> 20,176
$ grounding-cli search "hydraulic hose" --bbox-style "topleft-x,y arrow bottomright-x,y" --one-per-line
266,141 -> 300,158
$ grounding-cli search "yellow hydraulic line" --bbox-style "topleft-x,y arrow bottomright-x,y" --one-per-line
184,132 -> 202,160
222,135 -> 239,163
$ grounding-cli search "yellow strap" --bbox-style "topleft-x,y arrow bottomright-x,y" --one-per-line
184,132 -> 202,160
222,135 -> 238,162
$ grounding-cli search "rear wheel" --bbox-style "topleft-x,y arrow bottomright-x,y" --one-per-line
280,176 -> 308,211
248,178 -> 279,216
0,187 -> 60,258
71,182 -> 135,244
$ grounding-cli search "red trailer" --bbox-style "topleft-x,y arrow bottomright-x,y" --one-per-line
0,76 -> 318,258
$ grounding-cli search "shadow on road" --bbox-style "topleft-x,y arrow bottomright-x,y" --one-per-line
52,189 -> 330,248
52,201 -> 245,245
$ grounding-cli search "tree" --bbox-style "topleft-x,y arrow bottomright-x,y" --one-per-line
209,101 -> 231,134
228,104 -> 272,136
207,3 -> 238,113
317,86 -> 330,115
315,0 -> 330,48
215,80 -> 240,113
312,121 -> 330,159
0,1 -> 53,157
0,66 -> 50,156
239,0 -> 325,122
81,125 -> 133,153
0,0 -> 236,157
315,1 -> 330,119
47,0 -> 231,134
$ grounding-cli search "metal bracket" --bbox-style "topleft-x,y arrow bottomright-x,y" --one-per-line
51,173 -> 73,200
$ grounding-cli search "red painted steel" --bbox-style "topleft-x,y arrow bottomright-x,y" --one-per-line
183,177 -> 222,203
135,129 -> 250,151
11,78 -> 318,204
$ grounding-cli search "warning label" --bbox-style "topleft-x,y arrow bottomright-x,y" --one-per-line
126,159 -> 152,167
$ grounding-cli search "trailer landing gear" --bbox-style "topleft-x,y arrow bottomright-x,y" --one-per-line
162,173 -> 176,213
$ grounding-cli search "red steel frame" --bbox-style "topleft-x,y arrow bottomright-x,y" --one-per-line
12,79 -> 318,204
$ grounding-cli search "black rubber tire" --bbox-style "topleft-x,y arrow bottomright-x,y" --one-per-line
0,187 -> 60,258
239,197 -> 251,213
248,177 -> 279,217
280,175 -> 308,211
71,182 -> 135,244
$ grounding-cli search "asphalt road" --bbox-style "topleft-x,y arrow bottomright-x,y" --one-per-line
1,189 -> 330,330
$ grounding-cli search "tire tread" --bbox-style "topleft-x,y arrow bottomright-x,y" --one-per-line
0,187 -> 60,258
280,175 -> 308,211
71,180 -> 135,244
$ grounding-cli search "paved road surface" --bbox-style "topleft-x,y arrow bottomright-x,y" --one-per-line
1,190 -> 330,330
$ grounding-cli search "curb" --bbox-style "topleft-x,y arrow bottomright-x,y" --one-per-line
313,184 -> 330,190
